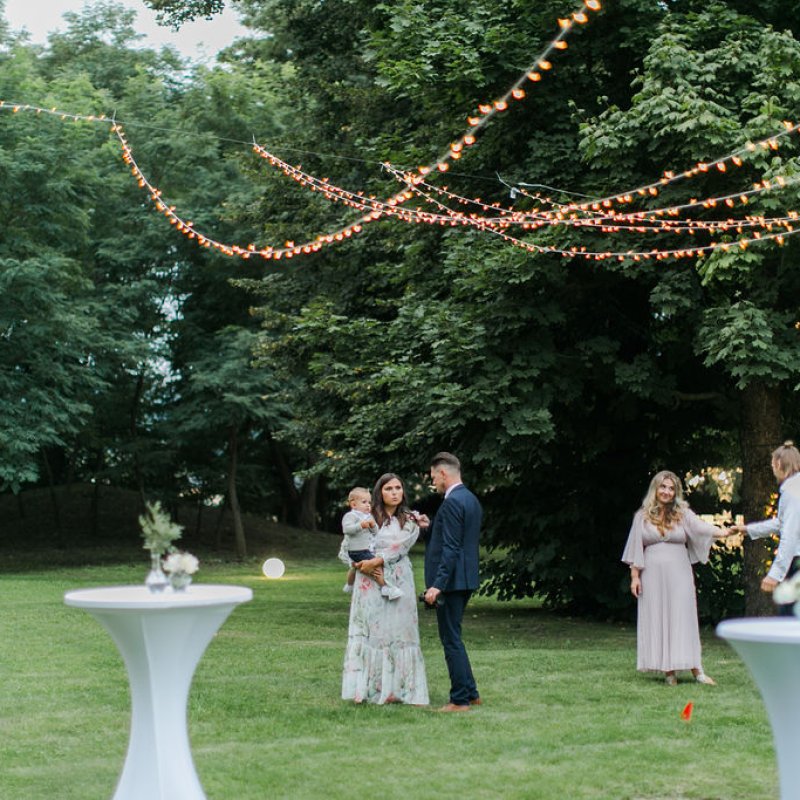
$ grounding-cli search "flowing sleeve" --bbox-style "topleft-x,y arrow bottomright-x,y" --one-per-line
374,519 -> 420,564
683,507 -> 717,564
621,510 -> 646,570
337,538 -> 352,567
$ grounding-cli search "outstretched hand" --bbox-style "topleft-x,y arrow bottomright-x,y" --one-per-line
413,512 -> 430,529
728,524 -> 748,536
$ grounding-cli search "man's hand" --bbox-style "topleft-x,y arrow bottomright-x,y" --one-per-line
424,587 -> 441,606
761,576 -> 779,593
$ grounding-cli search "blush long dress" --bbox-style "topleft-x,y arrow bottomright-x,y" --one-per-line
621,508 -> 717,673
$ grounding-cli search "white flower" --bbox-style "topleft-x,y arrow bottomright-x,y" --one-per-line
774,574 -> 800,605
163,552 -> 200,575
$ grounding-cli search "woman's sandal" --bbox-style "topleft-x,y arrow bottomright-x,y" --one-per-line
665,673 -> 678,686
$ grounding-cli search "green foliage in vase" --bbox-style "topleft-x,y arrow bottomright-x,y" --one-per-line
139,500 -> 183,554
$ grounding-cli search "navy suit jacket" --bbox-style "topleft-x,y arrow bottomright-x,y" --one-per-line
424,484 -> 482,592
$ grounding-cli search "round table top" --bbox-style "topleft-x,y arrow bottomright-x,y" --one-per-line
64,584 -> 253,610
717,617 -> 800,644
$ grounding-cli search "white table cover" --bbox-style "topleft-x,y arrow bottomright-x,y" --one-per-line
718,618 -> 800,800
65,584 -> 253,800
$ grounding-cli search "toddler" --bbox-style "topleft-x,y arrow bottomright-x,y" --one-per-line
340,487 -> 402,600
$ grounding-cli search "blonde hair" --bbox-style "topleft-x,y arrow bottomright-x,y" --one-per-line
641,470 -> 688,533
347,486 -> 370,504
772,441 -> 800,481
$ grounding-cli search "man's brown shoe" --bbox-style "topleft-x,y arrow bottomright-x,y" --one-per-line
469,697 -> 483,706
437,703 -> 471,712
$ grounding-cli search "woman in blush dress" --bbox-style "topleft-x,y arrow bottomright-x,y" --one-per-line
341,473 -> 429,705
622,470 -> 729,686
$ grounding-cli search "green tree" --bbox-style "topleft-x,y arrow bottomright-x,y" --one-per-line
170,326 -> 289,557
579,2 -> 800,612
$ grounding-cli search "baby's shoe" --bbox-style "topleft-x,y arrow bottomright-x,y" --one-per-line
381,585 -> 403,601
343,584 -> 353,594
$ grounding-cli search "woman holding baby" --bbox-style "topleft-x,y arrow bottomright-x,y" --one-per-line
341,472 -> 429,705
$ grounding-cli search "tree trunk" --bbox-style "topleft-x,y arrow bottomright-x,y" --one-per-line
90,481 -> 101,539
740,381 -> 782,617
265,433 -> 320,530
214,496 -> 227,549
130,371 -> 147,508
227,425 -> 247,559
42,449 -> 63,544
90,449 -> 104,539
298,475 -> 319,532
266,433 -> 302,524
15,492 -> 26,539
195,499 -> 203,540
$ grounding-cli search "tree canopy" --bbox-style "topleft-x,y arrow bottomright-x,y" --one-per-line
2,0 -> 798,616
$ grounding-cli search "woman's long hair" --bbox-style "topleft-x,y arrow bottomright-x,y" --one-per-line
372,473 -> 412,528
641,470 -> 688,533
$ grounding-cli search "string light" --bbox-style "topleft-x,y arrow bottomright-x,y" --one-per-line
415,0 -> 603,181
0,1 -> 608,262
2,0 -> 799,268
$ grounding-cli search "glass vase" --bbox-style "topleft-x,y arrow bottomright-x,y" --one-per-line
169,571 -> 192,592
145,551 -> 168,593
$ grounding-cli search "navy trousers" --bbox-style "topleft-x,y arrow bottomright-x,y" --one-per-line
436,590 -> 478,706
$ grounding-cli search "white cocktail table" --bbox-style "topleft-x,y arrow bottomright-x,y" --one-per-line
65,584 -> 253,800
717,618 -> 800,800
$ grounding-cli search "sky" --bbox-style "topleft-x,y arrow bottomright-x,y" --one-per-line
3,0 -> 249,62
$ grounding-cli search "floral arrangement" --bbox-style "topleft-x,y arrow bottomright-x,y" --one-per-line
163,552 -> 200,576
773,575 -> 800,611
139,500 -> 184,555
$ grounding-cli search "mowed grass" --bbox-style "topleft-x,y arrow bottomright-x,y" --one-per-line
0,546 -> 778,800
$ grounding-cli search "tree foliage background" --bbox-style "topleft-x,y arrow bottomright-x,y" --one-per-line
1,0 -> 798,617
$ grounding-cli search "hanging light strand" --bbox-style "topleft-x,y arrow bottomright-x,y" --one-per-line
507,120 -> 800,218
384,162 -> 800,239
386,162 -> 800,259
412,0 -> 603,181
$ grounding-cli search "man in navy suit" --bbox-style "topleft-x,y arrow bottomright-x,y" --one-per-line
422,452 -> 482,712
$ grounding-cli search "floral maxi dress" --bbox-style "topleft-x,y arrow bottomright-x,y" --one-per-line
621,508 -> 717,673
341,517 -> 429,705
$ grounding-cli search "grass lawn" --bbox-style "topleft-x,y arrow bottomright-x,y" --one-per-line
0,537 -> 778,800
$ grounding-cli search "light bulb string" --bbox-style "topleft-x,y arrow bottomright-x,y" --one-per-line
409,0 -> 602,181
506,122 -> 800,216
0,2 -> 606,260
477,214 -> 800,260
389,162 -> 800,257
4,101 -> 797,262
386,162 -> 800,235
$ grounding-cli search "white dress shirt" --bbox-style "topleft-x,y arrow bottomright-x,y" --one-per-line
747,472 -> 800,582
